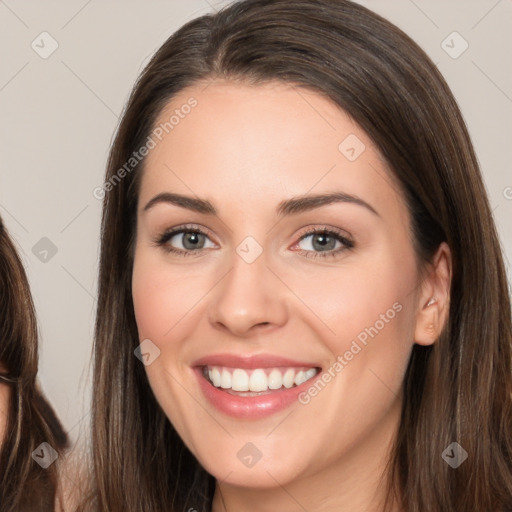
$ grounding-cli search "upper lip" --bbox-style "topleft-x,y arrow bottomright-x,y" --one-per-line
192,353 -> 321,370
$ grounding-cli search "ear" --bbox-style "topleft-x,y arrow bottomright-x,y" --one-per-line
414,242 -> 452,346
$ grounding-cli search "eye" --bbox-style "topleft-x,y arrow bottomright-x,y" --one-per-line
154,224 -> 354,259
293,227 -> 354,259
154,224 -> 216,257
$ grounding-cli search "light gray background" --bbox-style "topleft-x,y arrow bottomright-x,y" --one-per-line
0,0 -> 511,442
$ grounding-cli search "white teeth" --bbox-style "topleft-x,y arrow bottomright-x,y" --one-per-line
267,369 -> 283,390
282,369 -> 295,389
304,368 -> 317,380
294,370 -> 306,386
294,368 -> 317,386
249,369 -> 268,392
210,367 -> 221,387
220,369 -> 231,389
206,365 -> 319,392
232,369 -> 249,391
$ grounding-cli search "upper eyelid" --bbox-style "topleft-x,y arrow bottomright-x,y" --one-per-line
298,225 -> 352,240
158,224 -> 216,242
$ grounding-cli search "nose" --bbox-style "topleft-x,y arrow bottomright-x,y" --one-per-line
207,249 -> 289,338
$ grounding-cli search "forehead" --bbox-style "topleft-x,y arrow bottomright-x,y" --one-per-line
139,80 -> 406,222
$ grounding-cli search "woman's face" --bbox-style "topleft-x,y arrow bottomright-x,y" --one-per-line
132,81 -> 433,490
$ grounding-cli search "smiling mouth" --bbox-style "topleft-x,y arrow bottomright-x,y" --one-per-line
201,365 -> 321,396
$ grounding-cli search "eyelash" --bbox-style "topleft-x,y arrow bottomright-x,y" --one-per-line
154,223 -> 355,260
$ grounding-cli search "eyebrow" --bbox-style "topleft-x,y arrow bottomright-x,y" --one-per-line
143,191 -> 379,217
143,192 -> 216,215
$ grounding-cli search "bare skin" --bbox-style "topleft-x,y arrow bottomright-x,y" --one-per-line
131,81 -> 451,512
0,379 -> 8,446
0,361 -> 10,447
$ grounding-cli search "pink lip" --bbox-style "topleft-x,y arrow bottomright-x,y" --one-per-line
192,353 -> 321,419
192,353 -> 319,369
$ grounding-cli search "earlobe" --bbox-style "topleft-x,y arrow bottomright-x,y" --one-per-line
415,299 -> 440,346
414,242 -> 452,346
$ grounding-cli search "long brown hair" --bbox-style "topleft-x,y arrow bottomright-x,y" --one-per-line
84,1 -> 512,511
0,216 -> 69,511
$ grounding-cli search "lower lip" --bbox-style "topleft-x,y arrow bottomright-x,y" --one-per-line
194,368 -> 316,419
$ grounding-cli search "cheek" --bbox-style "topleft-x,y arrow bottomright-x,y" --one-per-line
283,246 -> 418,359
131,249 -> 205,436
131,249 -> 200,343
131,266 -> 170,342
323,251 -> 418,404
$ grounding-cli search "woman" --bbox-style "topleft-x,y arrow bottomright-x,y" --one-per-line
0,216 -> 69,511
83,0 -> 512,511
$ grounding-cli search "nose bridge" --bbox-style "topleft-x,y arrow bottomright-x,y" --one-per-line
207,239 -> 288,336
